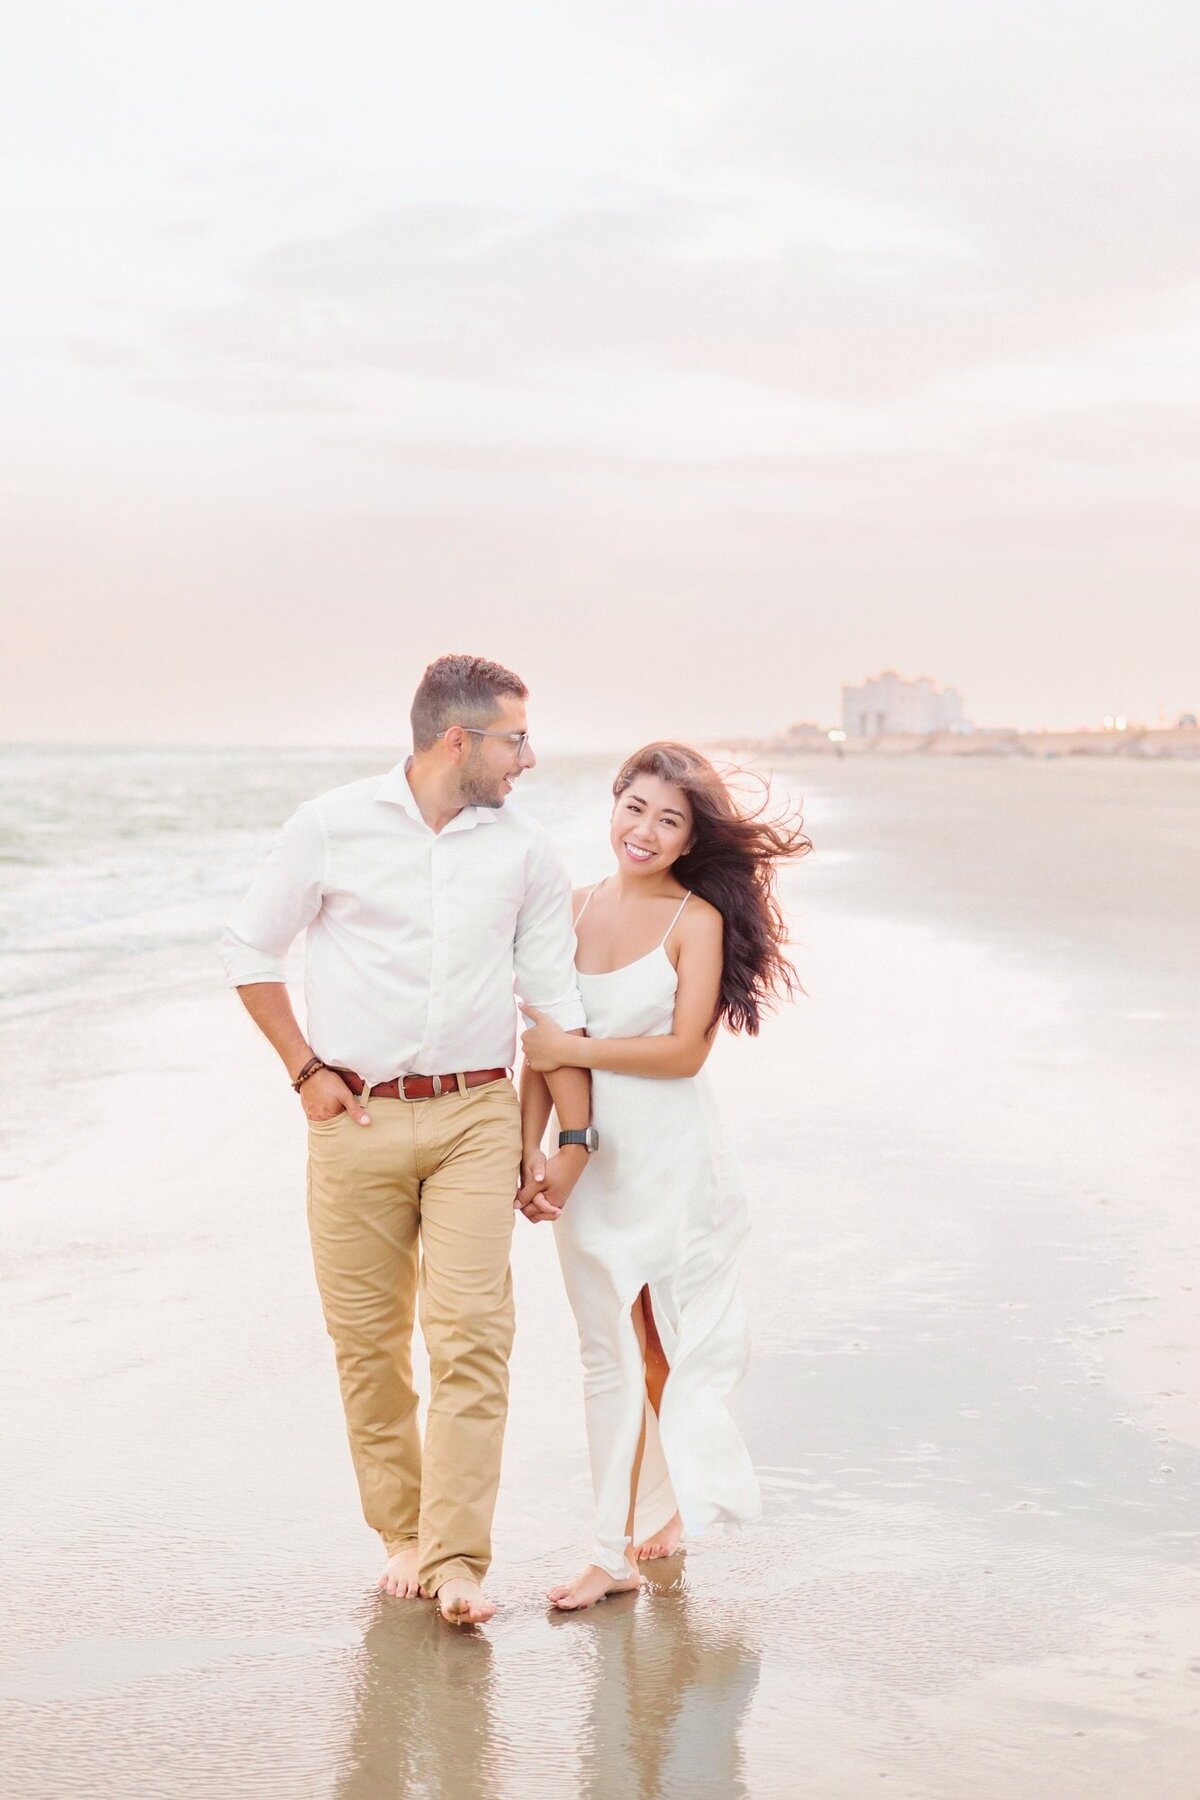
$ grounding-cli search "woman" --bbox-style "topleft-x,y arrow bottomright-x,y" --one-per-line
518,742 -> 811,1610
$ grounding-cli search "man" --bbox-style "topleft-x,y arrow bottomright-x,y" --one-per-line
220,654 -> 592,1625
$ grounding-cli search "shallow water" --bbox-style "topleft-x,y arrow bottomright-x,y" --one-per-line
1,749 -> 1198,1796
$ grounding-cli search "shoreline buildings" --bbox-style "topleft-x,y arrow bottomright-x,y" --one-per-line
714,672 -> 1199,760
842,670 -> 966,738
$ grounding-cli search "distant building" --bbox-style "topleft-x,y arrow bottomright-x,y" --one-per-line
842,670 -> 966,738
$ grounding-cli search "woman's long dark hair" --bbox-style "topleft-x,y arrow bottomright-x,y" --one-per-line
612,742 -> 812,1035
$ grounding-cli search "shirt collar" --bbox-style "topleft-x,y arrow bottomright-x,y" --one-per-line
376,759 -> 501,832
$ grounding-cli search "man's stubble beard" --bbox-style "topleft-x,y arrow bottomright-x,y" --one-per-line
457,744 -> 508,810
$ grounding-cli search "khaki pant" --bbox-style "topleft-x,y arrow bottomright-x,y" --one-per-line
305,1078 -> 521,1596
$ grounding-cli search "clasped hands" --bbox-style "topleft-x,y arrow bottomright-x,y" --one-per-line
515,1143 -> 587,1224
516,1007 -> 586,1224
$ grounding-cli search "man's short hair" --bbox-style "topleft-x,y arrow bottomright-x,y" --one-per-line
410,654 -> 529,752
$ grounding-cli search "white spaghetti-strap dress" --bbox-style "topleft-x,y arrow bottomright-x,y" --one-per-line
554,889 -> 761,1581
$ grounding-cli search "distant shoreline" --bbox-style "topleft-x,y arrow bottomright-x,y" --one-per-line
714,725 -> 1200,761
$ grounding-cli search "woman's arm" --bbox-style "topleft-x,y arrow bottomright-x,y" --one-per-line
522,902 -> 724,1080
562,1027 -> 714,1079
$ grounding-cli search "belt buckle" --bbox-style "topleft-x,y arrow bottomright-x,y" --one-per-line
401,1072 -> 445,1099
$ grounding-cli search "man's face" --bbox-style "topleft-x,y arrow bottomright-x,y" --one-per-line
457,694 -> 536,808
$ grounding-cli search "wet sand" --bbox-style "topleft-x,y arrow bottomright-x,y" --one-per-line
1,755 -> 1198,1797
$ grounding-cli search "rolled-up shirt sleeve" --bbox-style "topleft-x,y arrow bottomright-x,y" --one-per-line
219,802 -> 325,988
513,833 -> 587,1030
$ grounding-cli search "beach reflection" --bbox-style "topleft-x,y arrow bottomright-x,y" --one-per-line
335,1565 -> 760,1799
336,1601 -> 498,1798
559,1566 -> 761,1800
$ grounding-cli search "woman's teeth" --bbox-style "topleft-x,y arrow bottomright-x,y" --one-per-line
624,843 -> 653,861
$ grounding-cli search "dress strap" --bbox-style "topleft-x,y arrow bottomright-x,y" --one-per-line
574,883 -> 601,924
659,890 -> 692,947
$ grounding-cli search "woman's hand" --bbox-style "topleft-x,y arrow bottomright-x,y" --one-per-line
520,1007 -> 575,1073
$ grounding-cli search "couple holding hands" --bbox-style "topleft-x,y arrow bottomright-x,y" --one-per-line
221,654 -> 809,1625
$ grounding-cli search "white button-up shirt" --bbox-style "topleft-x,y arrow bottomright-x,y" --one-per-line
219,761 -> 585,1083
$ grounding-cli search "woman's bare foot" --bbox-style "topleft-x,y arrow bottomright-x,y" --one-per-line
634,1511 -> 683,1561
547,1562 -> 642,1612
436,1578 -> 496,1626
377,1545 -> 422,1598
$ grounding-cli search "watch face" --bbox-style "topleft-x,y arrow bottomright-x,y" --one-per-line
585,1127 -> 599,1151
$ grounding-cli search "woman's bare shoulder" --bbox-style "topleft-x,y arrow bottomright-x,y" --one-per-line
678,892 -> 723,938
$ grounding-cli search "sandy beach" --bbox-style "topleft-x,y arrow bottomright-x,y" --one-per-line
1,748 -> 1198,1798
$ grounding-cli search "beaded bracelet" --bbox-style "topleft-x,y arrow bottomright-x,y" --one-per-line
292,1056 -> 326,1092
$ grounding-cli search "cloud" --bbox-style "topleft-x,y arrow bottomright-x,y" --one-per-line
696,0 -> 1200,304
70,3 -> 1196,427
979,400 -> 1200,468
151,193 -> 1156,411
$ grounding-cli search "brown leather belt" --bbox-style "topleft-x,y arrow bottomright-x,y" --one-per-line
331,1067 -> 508,1101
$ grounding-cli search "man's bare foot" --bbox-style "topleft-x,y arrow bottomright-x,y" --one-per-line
377,1545 -> 423,1598
634,1511 -> 683,1561
436,1578 -> 496,1626
547,1563 -> 642,1612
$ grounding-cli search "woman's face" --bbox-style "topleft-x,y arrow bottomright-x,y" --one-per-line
609,773 -> 694,878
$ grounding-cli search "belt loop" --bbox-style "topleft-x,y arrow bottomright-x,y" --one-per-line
455,1072 -> 467,1096
360,1079 -> 372,1106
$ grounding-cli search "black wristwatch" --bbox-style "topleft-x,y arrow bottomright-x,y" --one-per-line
559,1128 -> 600,1152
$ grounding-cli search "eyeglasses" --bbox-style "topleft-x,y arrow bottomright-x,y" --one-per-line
456,726 -> 530,759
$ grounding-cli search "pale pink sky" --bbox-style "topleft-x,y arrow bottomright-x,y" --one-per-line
3,1 -> 1198,747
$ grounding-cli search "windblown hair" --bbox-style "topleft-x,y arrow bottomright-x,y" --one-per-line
613,742 -> 812,1035
410,654 -> 528,752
